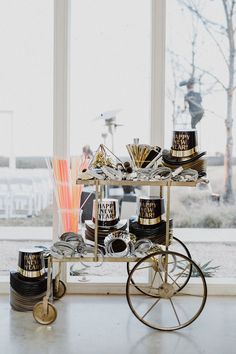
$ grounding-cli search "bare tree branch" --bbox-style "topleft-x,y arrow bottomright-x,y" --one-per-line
222,0 -> 235,85
190,13 -> 198,78
204,108 -> 225,121
221,0 -> 235,202
202,79 -> 222,95
222,0 -> 230,26
179,0 -> 227,33
195,66 -> 227,91
167,49 -> 192,75
230,0 -> 236,17
174,51 -> 227,91
167,49 -> 187,128
180,0 -> 229,67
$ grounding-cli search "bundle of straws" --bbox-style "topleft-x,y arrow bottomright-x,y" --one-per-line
126,144 -> 152,168
46,156 -> 89,234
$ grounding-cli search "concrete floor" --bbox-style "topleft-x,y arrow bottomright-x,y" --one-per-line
0,295 -> 236,354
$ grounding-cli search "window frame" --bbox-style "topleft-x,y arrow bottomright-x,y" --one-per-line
0,0 -> 54,293
1,0 -> 233,295
57,0 -> 166,294
55,0 -> 236,295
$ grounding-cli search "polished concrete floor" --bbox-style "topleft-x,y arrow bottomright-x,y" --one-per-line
0,295 -> 236,354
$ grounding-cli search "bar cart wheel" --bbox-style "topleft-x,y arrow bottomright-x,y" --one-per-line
53,279 -> 66,300
127,237 -> 192,296
126,250 -> 207,331
33,301 -> 57,325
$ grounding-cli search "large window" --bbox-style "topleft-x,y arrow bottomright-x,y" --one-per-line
1,0 -> 233,292
165,0 -> 236,280
70,0 -> 151,157
0,0 -> 53,277
69,0 -> 151,286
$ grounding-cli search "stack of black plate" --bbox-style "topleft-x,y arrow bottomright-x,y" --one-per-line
10,248 -> 47,312
85,219 -> 128,246
10,276 -> 47,312
128,196 -> 174,246
129,219 -> 173,245
10,271 -> 47,311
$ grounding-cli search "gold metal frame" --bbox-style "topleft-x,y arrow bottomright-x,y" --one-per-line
32,178 -> 206,328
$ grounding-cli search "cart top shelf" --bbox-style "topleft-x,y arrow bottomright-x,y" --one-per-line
76,179 -> 203,187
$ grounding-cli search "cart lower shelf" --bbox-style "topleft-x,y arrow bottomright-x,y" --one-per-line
33,248 -> 207,331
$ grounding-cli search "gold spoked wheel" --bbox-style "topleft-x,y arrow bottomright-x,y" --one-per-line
53,279 -> 66,300
127,237 -> 192,296
126,250 -> 207,331
33,301 -> 57,325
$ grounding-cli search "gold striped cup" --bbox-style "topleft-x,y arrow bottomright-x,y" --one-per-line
171,130 -> 198,158
138,197 -> 165,226
18,248 -> 45,278
92,199 -> 120,227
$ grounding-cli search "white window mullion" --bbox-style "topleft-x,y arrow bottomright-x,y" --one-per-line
53,0 -> 71,283
149,0 -> 166,200
150,0 -> 166,148
53,0 -> 71,239
53,0 -> 70,159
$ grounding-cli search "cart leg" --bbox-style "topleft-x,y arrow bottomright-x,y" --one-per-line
94,181 -> 101,262
164,182 -> 171,283
53,261 -> 67,299
54,261 -> 62,293
33,256 -> 57,325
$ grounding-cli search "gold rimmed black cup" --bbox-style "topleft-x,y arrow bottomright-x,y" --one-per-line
138,196 -> 165,227
18,248 -> 45,279
92,198 -> 120,227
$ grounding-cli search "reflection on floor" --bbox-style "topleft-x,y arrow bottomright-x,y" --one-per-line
0,294 -> 235,354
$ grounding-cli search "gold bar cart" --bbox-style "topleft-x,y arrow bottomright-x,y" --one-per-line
33,179 -> 207,331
